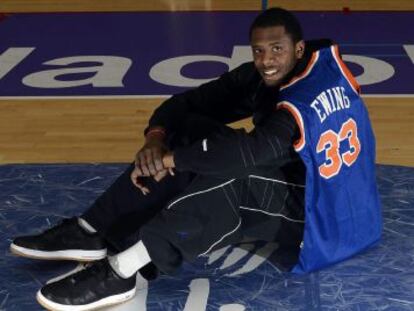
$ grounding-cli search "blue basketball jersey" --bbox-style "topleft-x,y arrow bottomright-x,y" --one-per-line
277,45 -> 382,273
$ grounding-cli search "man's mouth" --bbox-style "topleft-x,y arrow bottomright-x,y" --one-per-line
263,68 -> 279,80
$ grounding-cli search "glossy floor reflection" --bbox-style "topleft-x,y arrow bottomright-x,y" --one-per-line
1,164 -> 413,310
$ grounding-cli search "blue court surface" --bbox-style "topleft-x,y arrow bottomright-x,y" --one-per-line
1,163 -> 413,310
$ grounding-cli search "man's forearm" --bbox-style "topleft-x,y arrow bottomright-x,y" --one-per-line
172,110 -> 299,178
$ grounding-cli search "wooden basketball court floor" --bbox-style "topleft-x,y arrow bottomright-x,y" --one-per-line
1,1 -> 414,311
0,0 -> 413,166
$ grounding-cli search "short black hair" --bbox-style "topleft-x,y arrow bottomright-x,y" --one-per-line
249,7 -> 303,43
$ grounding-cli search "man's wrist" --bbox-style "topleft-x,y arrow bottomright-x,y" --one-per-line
145,127 -> 166,142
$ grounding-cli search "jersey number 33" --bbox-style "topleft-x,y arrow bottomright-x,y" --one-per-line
316,118 -> 361,179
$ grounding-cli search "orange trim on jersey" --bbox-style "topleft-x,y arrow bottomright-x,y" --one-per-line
331,45 -> 360,95
277,101 -> 305,152
280,51 -> 319,91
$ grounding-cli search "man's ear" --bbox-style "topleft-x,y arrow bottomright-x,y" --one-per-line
295,40 -> 305,58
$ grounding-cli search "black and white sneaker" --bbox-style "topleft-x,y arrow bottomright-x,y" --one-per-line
10,218 -> 107,261
37,259 -> 139,311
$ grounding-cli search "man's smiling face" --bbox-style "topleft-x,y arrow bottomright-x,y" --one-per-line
251,25 -> 305,87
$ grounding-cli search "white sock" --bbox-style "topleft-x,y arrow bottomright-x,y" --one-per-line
109,240 -> 152,279
78,217 -> 97,233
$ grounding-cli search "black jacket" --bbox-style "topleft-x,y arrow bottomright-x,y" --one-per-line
146,40 -> 332,180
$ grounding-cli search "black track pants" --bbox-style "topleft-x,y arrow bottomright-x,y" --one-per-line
81,115 -> 305,273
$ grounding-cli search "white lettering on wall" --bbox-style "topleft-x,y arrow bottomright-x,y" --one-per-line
342,54 -> 395,86
149,46 -> 252,87
403,45 -> 414,64
1,45 -> 412,91
0,47 -> 34,80
22,56 -> 132,88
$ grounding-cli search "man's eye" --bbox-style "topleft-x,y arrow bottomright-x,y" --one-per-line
272,46 -> 283,52
253,49 -> 262,54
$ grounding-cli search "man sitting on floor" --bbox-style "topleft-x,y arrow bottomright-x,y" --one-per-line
10,7 -> 382,311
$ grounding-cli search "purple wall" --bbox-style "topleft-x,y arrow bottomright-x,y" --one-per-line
0,12 -> 413,96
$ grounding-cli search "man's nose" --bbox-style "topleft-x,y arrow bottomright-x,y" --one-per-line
263,51 -> 275,67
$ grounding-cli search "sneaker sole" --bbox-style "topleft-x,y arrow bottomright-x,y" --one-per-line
36,287 -> 136,311
10,243 -> 107,261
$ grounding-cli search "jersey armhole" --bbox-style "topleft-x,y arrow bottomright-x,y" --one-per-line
280,51 -> 319,91
331,45 -> 361,95
276,101 -> 306,152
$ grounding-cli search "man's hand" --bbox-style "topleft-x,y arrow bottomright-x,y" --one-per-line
162,152 -> 176,169
153,167 -> 174,182
130,167 -> 150,195
130,127 -> 175,194
134,128 -> 168,177
130,166 -> 174,195
153,153 -> 176,182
